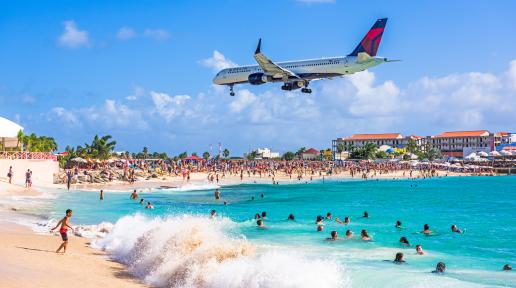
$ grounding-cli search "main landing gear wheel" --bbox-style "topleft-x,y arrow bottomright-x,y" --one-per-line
229,84 -> 235,96
300,81 -> 311,94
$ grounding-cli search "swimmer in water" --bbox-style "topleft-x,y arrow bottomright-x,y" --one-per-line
210,209 -> 216,218
261,193 -> 264,198
130,189 -> 138,199
395,220 -> 402,229
254,213 -> 261,219
288,214 -> 295,220
415,244 -> 425,255
363,211 -> 369,218
422,224 -> 432,235
317,225 -> 324,232
261,211 -> 267,219
145,202 -> 154,209
344,216 -> 350,224
345,230 -> 353,238
432,262 -> 446,273
394,252 -> 406,264
214,189 -> 221,200
361,229 -> 372,241
139,198 -> 145,205
257,219 -> 265,228
451,224 -> 463,234
503,264 -> 512,271
327,231 -> 340,241
326,212 -> 332,220
399,236 -> 410,246
224,201 -> 227,206
316,215 -> 324,225
251,196 -> 255,201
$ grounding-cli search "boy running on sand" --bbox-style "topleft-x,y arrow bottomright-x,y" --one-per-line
50,209 -> 74,253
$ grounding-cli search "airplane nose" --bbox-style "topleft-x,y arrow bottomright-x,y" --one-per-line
212,76 -> 221,85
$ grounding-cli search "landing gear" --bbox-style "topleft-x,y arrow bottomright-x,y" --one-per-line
301,81 -> 312,94
229,84 -> 235,96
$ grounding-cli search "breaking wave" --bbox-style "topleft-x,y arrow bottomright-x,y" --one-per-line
93,214 -> 348,288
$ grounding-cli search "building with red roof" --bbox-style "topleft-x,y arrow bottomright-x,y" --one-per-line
430,130 -> 493,157
302,148 -> 320,160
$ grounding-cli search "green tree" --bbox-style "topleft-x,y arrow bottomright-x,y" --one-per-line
336,142 -> 345,153
295,147 -> 306,158
223,148 -> 230,159
247,150 -> 258,160
282,151 -> 295,161
350,143 -> 378,159
178,151 -> 188,159
406,139 -> 419,154
375,150 -> 388,159
142,147 -> 149,159
202,151 -> 210,160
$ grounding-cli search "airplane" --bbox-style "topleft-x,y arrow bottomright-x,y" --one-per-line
213,18 -> 397,96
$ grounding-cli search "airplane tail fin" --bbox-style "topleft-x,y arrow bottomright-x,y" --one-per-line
348,18 -> 387,57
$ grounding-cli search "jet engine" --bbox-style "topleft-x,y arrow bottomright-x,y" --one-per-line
248,73 -> 272,85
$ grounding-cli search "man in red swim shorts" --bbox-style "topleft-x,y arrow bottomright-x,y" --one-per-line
50,209 -> 74,253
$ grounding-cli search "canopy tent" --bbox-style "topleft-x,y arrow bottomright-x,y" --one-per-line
477,151 -> 489,157
0,116 -> 23,149
378,145 -> 392,152
71,157 -> 87,163
500,150 -> 512,156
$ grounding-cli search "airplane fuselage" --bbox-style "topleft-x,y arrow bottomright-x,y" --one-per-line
212,56 -> 386,86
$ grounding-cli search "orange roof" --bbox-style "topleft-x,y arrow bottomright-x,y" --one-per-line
409,135 -> 424,139
304,148 -> 319,154
344,133 -> 402,140
495,131 -> 509,136
434,130 -> 490,138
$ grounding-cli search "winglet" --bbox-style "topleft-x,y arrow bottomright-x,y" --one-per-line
255,38 -> 261,54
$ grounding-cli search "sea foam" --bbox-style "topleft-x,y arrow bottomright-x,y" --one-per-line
93,214 -> 348,288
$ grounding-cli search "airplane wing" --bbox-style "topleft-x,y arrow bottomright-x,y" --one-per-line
253,39 -> 300,80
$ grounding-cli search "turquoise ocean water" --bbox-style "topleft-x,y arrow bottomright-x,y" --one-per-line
34,176 -> 516,287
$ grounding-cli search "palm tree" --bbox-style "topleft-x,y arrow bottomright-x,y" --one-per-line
223,148 -> 230,159
202,151 -> 210,160
16,130 -> 24,151
143,146 -> 149,159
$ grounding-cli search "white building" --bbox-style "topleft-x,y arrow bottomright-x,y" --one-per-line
254,148 -> 280,159
0,116 -> 23,150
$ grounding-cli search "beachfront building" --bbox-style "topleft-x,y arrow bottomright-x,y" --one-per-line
333,133 -> 404,151
0,116 -> 23,150
249,148 -> 280,159
302,148 -> 320,160
431,130 -> 494,158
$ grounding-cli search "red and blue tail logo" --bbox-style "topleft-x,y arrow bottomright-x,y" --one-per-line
348,18 -> 387,57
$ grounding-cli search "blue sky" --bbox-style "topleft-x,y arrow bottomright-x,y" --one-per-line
1,0 -> 516,155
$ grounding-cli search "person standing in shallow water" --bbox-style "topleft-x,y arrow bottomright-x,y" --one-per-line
99,189 -> 104,200
50,209 -> 74,253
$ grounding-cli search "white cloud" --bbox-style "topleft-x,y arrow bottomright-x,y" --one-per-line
151,91 -> 191,122
229,89 -> 256,113
117,27 -> 136,40
144,29 -> 170,40
508,60 -> 516,90
200,51 -> 237,71
57,20 -> 90,48
21,94 -> 36,104
126,85 -> 145,101
50,107 -> 81,126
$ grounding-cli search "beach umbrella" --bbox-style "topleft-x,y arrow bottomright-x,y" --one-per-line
378,145 -> 391,152
489,151 -> 501,157
477,151 -> 488,157
465,152 -> 477,159
500,150 -> 512,156
71,157 -> 87,163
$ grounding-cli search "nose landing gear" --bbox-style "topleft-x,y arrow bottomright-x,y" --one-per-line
229,84 -> 235,96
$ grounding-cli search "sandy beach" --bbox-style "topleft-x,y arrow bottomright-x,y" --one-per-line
0,222 -> 147,288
